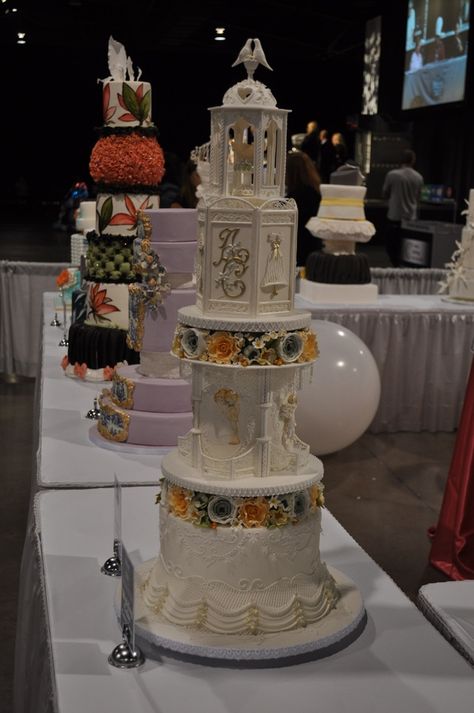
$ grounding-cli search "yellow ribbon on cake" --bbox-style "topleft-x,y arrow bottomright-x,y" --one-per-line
320,198 -> 364,207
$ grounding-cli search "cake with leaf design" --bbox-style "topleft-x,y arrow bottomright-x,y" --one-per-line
133,40 -> 365,663
65,37 -> 164,381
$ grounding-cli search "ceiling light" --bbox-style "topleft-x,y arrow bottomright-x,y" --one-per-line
215,27 -> 225,41
17,39 -> 26,44
17,31 -> 25,39
12,7 -> 18,11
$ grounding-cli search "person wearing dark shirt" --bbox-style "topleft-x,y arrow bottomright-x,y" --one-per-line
319,129 -> 336,183
173,160 -> 201,209
382,149 -> 423,266
300,120 -> 321,168
158,152 -> 183,208
331,132 -> 348,169
285,151 -> 321,267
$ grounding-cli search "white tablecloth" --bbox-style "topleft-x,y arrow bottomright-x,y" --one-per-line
14,487 -> 474,713
39,294 -> 164,487
295,293 -> 474,433
369,267 -> 447,294
0,261 -> 69,376
418,581 -> 474,666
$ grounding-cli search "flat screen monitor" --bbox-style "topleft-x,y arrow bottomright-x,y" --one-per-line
402,0 -> 470,110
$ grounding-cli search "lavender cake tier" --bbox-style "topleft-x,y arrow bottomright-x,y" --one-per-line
142,289 -> 196,353
98,391 -> 192,447
147,209 -> 198,242
111,364 -> 191,413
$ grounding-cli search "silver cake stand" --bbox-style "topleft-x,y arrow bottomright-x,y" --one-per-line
116,561 -> 366,668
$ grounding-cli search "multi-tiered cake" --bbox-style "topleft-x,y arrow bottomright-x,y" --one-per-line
301,166 -> 378,304
65,38 -> 164,381
441,189 -> 474,302
135,41 -> 364,661
96,209 -> 197,447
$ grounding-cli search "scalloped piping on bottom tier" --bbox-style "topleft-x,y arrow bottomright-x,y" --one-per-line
142,556 -> 339,635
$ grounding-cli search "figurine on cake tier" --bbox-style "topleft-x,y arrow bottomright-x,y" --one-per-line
64,37 -> 164,381
301,164 -> 378,304
439,189 -> 474,302
134,40 -> 365,663
95,208 -> 197,448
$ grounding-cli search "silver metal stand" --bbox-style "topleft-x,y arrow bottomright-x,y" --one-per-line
86,397 -> 101,420
58,289 -> 69,346
109,625 -> 145,669
101,539 -> 121,577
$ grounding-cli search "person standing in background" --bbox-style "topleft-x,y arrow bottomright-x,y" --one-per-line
331,132 -> 348,169
300,120 -> 321,169
382,149 -> 424,266
319,129 -> 336,183
285,151 -> 321,267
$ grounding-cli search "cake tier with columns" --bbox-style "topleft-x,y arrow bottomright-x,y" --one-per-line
136,42 -> 364,655
96,209 -> 196,447
65,37 -> 164,382
442,189 -> 474,302
302,173 -> 378,304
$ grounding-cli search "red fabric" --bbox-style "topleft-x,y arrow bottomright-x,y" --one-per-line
429,357 -> 474,579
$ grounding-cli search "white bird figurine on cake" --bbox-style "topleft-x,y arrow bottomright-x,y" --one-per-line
232,38 -> 272,79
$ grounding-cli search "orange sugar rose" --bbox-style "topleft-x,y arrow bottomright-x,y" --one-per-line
207,332 -> 239,364
168,486 -> 190,519
56,269 -> 70,288
239,498 -> 270,527
302,331 -> 318,361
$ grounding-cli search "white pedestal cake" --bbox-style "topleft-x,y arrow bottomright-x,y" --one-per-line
303,177 -> 378,304
133,40 -> 365,664
440,188 -> 474,303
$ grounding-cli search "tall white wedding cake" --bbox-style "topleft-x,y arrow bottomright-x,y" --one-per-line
440,189 -> 474,302
135,40 -> 364,662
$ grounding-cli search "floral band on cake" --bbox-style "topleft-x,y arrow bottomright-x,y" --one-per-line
127,212 -> 172,351
157,480 -> 325,529
172,325 -> 318,366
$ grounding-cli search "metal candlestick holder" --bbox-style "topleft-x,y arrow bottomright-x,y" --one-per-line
58,289 -> 69,346
101,538 -> 121,577
86,397 -> 101,420
50,312 -> 61,327
109,625 -> 145,670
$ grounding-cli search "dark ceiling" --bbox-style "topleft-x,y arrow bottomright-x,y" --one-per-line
1,0 -> 403,198
2,0 -> 389,61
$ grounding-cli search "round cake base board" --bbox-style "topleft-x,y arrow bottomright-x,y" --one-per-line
441,296 -> 474,306
125,560 -> 366,668
88,425 -> 173,456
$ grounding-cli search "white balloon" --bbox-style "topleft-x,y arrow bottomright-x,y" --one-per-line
296,320 -> 381,456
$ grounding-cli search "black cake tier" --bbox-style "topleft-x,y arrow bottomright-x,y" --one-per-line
306,252 -> 371,285
67,322 -> 139,370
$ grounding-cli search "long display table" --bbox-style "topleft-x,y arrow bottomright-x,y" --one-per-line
14,487 -> 474,713
39,291 -> 474,490
39,294 -> 165,487
295,293 -> 474,432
